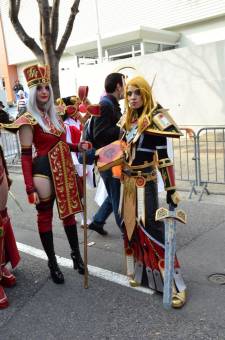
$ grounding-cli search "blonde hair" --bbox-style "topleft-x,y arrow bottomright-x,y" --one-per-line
124,76 -> 156,132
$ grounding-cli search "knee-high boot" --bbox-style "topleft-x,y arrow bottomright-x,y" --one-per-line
64,225 -> 85,275
39,231 -> 64,284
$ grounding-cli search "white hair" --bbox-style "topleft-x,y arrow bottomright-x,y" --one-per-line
27,84 -> 65,133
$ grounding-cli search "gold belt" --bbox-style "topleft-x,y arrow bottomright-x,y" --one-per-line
123,169 -> 157,182
123,161 -> 155,170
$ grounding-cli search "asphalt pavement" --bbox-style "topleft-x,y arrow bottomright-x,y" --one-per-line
1,171 -> 225,340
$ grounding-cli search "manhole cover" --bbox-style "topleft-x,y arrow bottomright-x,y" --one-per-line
208,273 -> 225,285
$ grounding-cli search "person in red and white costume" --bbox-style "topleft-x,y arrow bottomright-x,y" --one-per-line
0,143 -> 20,309
57,96 -> 96,228
3,65 -> 91,285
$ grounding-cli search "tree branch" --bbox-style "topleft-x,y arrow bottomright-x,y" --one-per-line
37,0 -> 51,38
50,0 -> 60,50
56,0 -> 80,58
9,0 -> 20,16
37,0 -> 54,63
9,0 -> 43,61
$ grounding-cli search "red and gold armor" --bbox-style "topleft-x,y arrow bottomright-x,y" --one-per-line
5,113 -> 83,220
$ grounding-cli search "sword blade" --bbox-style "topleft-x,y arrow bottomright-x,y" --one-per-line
163,206 -> 176,309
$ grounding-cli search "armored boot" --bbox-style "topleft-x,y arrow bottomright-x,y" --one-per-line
64,224 -> 85,275
39,231 -> 64,284
158,258 -> 187,308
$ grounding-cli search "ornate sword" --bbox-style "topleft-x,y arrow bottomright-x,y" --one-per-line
155,205 -> 187,309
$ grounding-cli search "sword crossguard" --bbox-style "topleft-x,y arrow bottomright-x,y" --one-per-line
155,207 -> 187,224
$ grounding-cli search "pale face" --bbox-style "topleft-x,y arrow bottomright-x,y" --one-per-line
127,85 -> 143,109
36,84 -> 50,107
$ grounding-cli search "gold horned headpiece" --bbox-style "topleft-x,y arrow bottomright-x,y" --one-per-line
23,64 -> 50,88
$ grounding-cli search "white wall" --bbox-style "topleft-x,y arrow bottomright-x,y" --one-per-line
58,56 -> 78,98
11,20 -> 225,130
73,40 -> 225,130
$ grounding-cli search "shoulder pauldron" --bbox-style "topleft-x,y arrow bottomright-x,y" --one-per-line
0,112 -> 37,132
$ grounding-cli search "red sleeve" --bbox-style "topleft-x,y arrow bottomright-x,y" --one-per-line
69,125 -> 81,145
21,146 -> 35,194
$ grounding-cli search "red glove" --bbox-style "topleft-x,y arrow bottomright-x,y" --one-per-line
21,146 -> 35,195
79,141 -> 92,151
28,192 -> 37,204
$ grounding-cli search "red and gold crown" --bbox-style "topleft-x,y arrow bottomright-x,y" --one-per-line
23,64 -> 50,88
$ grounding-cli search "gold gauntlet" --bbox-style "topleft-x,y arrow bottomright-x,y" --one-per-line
171,191 -> 181,205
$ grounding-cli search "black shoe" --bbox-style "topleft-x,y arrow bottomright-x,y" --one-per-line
48,258 -> 64,284
71,251 -> 85,275
88,222 -> 108,236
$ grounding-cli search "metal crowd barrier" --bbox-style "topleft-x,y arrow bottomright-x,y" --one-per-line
172,128 -> 202,199
0,130 -> 21,164
172,127 -> 225,201
1,127 -> 225,201
197,127 -> 225,184
195,127 -> 225,200
172,128 -> 197,184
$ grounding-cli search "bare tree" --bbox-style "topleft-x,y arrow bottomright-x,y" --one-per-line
9,0 -> 80,99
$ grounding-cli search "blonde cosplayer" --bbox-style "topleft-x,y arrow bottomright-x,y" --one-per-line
124,76 -> 157,132
121,75 -> 185,308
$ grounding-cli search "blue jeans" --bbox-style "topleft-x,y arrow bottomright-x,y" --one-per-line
93,169 -> 123,231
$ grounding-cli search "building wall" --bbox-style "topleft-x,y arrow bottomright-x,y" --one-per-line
94,0 -> 225,32
10,38 -> 225,129
1,1 -> 225,128
74,40 -> 225,130
173,16 -> 225,46
0,0 -> 225,64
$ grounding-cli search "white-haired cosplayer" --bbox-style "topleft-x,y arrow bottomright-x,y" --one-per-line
4,65 -> 91,284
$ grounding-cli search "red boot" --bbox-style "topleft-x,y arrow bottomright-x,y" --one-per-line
1,266 -> 16,287
0,284 -> 9,309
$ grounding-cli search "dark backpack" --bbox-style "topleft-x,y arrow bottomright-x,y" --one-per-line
82,96 -> 114,145
82,116 -> 94,144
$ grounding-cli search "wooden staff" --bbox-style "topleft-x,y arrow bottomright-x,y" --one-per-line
82,148 -> 88,288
